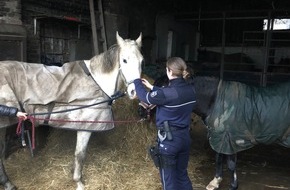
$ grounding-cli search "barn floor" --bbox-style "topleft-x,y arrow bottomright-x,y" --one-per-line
3,111 -> 290,190
191,120 -> 290,190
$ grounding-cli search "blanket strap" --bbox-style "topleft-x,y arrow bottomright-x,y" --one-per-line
282,126 -> 290,141
79,60 -> 91,76
43,102 -> 55,125
79,60 -> 106,96
79,60 -> 104,93
244,130 -> 258,145
79,60 -> 121,102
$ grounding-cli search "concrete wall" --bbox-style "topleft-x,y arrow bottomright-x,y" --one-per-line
19,0 -> 156,64
197,46 -> 290,70
21,0 -> 94,63
0,0 -> 197,67
0,0 -> 26,61
155,14 -> 197,63
0,0 -> 22,25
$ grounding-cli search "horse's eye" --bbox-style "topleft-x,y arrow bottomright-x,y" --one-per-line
123,59 -> 127,63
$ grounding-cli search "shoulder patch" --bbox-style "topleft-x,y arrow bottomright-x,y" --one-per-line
150,91 -> 157,97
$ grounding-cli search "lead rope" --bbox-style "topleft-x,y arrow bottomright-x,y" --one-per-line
16,116 -> 36,150
15,91 -> 125,151
16,63 -> 137,151
16,112 -> 146,151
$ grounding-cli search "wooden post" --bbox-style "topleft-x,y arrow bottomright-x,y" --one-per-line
89,0 -> 99,55
262,11 -> 273,87
220,12 -> 226,80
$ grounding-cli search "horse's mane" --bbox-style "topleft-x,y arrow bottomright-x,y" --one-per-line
90,44 -> 120,74
192,75 -> 220,90
192,75 -> 220,120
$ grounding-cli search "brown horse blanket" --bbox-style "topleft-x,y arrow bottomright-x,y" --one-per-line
0,61 -> 114,131
206,80 -> 290,154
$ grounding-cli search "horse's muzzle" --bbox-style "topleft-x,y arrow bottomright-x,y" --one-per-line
127,84 -> 137,99
128,89 -> 137,99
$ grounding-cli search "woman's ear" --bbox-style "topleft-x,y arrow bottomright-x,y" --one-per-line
167,69 -> 173,79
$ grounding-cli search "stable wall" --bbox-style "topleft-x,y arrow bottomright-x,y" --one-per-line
155,14 -> 197,63
19,0 -> 157,66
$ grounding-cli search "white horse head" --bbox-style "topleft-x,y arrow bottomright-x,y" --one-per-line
116,32 -> 143,99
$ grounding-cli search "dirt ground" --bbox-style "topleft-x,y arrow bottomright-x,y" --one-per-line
3,101 -> 290,190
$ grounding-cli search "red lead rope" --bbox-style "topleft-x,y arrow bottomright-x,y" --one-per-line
16,116 -> 36,149
16,116 -> 144,150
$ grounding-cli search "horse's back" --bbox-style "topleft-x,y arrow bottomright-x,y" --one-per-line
0,60 -> 103,104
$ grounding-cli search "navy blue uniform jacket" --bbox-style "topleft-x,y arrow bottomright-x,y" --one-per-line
0,105 -> 18,117
134,78 -> 196,128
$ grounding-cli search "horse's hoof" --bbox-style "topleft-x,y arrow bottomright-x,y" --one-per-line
206,177 -> 222,190
229,185 -> 238,190
4,181 -> 17,190
76,181 -> 85,190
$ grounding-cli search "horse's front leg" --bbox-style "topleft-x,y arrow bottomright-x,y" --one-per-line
206,153 -> 223,190
73,131 -> 92,190
227,154 -> 238,190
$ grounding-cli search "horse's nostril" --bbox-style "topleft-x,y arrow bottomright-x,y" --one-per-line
130,90 -> 136,96
126,84 -> 136,99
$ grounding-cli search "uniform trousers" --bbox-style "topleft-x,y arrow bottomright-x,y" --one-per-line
158,128 -> 193,190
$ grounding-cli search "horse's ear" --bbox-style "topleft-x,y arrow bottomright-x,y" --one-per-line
116,31 -> 125,46
136,32 -> 142,48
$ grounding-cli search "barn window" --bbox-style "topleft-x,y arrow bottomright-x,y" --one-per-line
38,17 -> 92,66
263,19 -> 290,30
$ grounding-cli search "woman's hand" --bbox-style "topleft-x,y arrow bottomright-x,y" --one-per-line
16,111 -> 27,120
141,78 -> 153,90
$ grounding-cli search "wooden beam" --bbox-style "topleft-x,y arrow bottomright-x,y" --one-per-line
89,0 -> 99,55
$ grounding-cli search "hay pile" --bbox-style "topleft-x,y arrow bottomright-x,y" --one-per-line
5,96 -> 209,190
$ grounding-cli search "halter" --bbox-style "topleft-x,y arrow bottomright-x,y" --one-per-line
118,67 -> 135,87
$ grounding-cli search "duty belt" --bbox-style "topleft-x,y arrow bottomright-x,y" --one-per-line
157,126 -> 187,131
157,121 -> 189,142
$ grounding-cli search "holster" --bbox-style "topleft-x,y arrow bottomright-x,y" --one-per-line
148,145 -> 160,168
163,121 -> 173,141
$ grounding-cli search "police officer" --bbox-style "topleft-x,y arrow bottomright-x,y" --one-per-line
134,57 -> 196,190
0,104 -> 27,120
